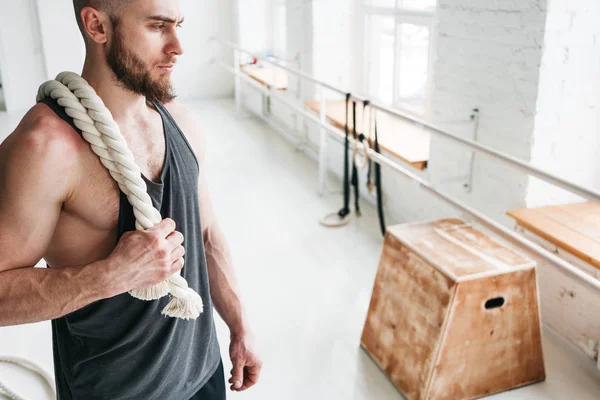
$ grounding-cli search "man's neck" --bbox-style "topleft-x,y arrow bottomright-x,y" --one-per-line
80,58 -> 152,128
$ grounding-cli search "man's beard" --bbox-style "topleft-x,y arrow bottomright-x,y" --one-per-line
106,23 -> 176,104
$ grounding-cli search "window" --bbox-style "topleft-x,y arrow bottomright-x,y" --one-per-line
396,0 -> 436,12
367,15 -> 395,104
237,0 -> 269,64
237,0 -> 288,64
364,0 -> 436,116
269,1 -> 287,59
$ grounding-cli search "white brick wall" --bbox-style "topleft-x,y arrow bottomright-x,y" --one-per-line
527,0 -> 600,207
375,0 -> 548,227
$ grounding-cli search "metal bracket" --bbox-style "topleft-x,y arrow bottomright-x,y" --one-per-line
316,84 -> 329,196
463,108 -> 481,193
261,91 -> 272,117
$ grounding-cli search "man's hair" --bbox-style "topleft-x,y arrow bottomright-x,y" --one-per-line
73,0 -> 131,43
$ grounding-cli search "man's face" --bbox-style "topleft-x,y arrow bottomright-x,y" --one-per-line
105,0 -> 184,103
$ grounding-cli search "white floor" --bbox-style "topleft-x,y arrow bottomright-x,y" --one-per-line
1,98 -> 599,399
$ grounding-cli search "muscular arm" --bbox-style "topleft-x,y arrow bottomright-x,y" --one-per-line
0,113 -> 115,327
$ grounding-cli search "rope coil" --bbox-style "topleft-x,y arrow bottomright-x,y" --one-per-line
0,356 -> 56,400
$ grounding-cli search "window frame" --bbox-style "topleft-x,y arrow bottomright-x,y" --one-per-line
363,1 -> 437,119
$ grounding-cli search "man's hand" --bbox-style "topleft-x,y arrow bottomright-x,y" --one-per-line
228,332 -> 262,391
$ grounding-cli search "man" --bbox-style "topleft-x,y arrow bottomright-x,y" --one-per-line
0,0 -> 261,398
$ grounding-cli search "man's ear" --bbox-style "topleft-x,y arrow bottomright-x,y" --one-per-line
80,7 -> 112,44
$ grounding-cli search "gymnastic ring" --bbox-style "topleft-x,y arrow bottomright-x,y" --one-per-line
319,211 -> 351,227
353,139 -> 370,170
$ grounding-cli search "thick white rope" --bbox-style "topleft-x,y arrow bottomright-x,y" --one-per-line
36,72 -> 203,320
0,356 -> 56,400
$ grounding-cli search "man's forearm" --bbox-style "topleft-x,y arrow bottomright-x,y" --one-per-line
204,225 -> 249,336
0,261 -> 114,327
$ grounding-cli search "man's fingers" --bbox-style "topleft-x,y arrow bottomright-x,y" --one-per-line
239,364 -> 261,390
231,361 -> 244,390
150,218 -> 176,237
229,364 -> 261,392
166,230 -> 184,247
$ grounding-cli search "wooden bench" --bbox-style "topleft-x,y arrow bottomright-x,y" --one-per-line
507,201 -> 600,369
304,100 -> 430,170
507,202 -> 600,277
239,64 -> 289,116
241,65 -> 289,91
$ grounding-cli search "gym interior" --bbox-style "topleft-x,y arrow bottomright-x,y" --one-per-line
1,0 -> 600,399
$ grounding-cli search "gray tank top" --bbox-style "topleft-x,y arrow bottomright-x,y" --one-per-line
39,97 -> 221,400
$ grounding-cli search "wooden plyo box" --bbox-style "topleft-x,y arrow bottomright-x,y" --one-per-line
361,218 -> 546,400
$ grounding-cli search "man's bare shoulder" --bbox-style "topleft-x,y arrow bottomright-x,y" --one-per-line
0,103 -> 84,196
163,101 -> 206,164
2,102 -> 85,156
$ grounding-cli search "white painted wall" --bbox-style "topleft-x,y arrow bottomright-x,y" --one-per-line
174,0 -> 235,100
0,0 -> 234,111
526,0 -> 600,207
35,0 -> 85,79
0,0 -> 47,112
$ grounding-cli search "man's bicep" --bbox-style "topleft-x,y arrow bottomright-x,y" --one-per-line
0,124 -> 76,272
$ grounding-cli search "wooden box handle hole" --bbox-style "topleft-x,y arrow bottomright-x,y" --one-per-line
485,297 -> 505,309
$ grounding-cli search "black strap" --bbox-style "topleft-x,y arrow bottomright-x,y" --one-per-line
365,101 -> 373,192
374,118 -> 386,236
337,95 -> 385,235
39,97 -> 83,136
366,159 -> 373,190
350,100 -> 360,216
337,93 -> 352,220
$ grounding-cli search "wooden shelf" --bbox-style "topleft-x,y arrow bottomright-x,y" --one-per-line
507,201 -> 600,270
241,65 -> 288,91
304,100 -> 430,170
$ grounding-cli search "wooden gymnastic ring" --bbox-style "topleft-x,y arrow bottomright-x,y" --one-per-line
353,139 -> 370,170
319,211 -> 351,227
